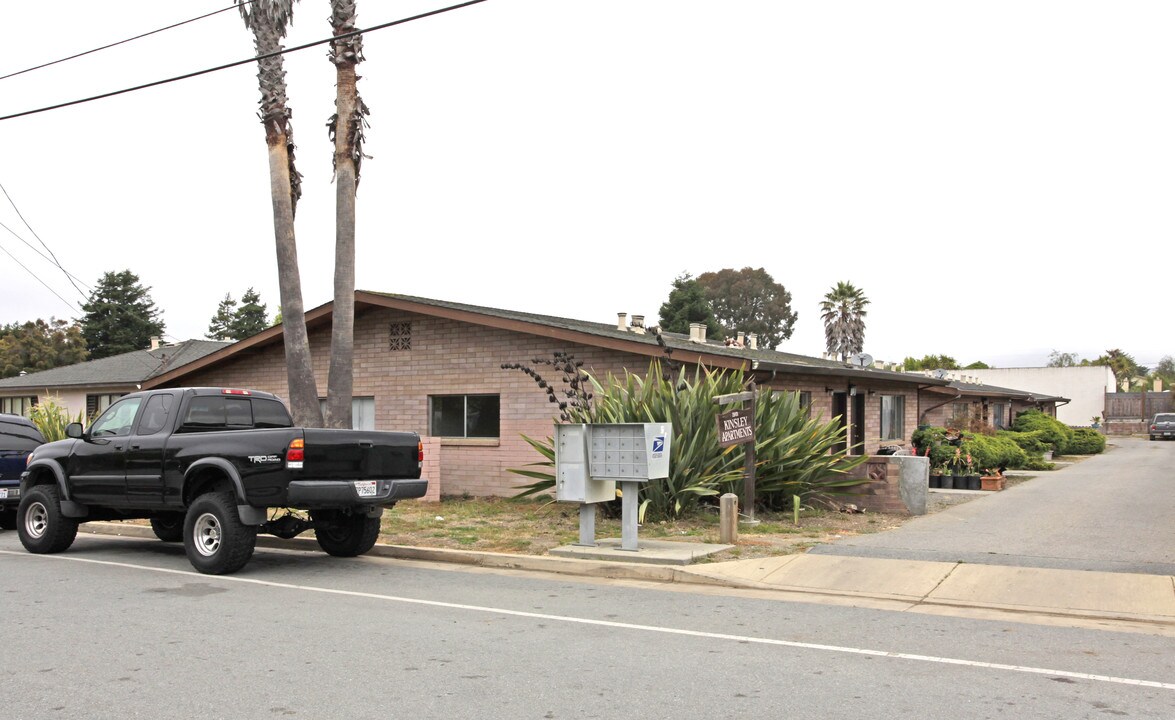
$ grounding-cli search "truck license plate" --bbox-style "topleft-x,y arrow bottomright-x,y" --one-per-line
354,480 -> 377,497
0,488 -> 7,499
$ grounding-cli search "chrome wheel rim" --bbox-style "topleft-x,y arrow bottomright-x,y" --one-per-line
192,512 -> 222,557
25,501 -> 48,539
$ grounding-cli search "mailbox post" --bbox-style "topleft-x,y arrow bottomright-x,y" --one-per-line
554,422 -> 672,551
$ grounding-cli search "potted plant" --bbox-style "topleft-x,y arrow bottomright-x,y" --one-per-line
980,468 -> 1005,492
963,452 -> 981,490
929,462 -> 943,489
950,448 -> 968,489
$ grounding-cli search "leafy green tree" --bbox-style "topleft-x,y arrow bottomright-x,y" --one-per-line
1087,349 -> 1143,388
78,270 -> 165,360
902,354 -> 959,371
820,281 -> 869,361
230,287 -> 269,339
206,294 -> 238,341
1047,350 -> 1081,367
657,273 -> 722,339
1154,356 -> 1175,386
963,360 -> 991,370
0,318 -> 88,378
695,267 -> 797,349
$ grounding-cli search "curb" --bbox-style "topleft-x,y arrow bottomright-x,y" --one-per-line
79,522 -> 733,589
78,522 -> 1175,629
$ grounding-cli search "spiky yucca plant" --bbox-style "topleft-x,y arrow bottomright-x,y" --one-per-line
27,398 -> 86,442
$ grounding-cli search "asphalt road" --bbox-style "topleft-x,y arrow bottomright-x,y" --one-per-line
811,437 -> 1175,574
2,531 -> 1174,719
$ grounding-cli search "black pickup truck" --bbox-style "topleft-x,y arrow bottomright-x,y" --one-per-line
17,387 -> 425,574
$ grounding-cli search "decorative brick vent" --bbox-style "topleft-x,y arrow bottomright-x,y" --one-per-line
388,322 -> 411,351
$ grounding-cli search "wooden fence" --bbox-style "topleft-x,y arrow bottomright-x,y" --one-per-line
1104,391 -> 1172,434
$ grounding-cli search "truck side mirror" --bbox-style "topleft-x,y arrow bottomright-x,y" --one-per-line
66,423 -> 84,439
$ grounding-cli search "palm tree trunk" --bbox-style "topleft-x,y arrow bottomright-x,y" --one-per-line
324,1 -> 367,429
241,1 -> 323,427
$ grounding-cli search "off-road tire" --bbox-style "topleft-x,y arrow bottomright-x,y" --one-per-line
183,492 -> 257,575
150,514 -> 185,542
17,485 -> 78,554
0,508 -> 18,530
311,511 -> 381,557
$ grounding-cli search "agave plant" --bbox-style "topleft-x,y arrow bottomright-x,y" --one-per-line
508,361 -> 865,521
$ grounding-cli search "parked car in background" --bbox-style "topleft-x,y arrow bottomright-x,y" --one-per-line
1,413 -> 45,529
1149,413 -> 1175,441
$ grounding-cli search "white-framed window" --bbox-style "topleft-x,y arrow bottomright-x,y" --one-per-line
87,393 -> 125,418
429,394 -> 500,438
318,397 -> 376,431
880,395 -> 905,441
1,396 -> 36,415
991,403 -> 1009,429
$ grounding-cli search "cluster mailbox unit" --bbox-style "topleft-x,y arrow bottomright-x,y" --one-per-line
555,422 -> 672,550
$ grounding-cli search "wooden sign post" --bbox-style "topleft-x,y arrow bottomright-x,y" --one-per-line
714,385 -> 758,524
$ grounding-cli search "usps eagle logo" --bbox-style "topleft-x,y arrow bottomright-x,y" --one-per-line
652,436 -> 665,456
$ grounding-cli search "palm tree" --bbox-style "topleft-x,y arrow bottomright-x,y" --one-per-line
238,0 -> 323,426
820,282 -> 870,362
323,0 -> 370,429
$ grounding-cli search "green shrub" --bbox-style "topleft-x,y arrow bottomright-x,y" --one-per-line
1063,427 -> 1106,455
1011,409 -> 1074,453
509,362 -> 865,520
960,433 -> 1028,473
1020,458 -> 1056,471
1000,430 -> 1048,456
27,398 -> 86,442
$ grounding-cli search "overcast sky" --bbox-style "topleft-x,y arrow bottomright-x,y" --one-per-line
0,1 -> 1169,369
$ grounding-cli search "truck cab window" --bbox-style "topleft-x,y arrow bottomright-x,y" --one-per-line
90,398 -> 144,437
137,395 -> 174,435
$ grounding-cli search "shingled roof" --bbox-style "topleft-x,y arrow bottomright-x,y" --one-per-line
143,292 -> 949,390
0,340 -> 230,391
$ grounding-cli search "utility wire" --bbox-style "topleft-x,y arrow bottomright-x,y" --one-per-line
0,220 -> 92,294
0,1 -> 258,82
0,0 -> 490,122
0,239 -> 81,315
0,181 -> 90,301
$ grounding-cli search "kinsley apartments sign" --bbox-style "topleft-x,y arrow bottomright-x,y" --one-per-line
716,408 -> 754,448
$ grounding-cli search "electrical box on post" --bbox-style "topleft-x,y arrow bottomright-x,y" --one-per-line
555,424 -> 615,503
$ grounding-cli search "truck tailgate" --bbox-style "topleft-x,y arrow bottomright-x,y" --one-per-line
301,429 -> 421,479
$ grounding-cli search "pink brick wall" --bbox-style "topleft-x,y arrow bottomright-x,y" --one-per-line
170,310 -> 928,497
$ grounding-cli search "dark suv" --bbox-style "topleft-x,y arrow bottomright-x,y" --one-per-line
1,414 -> 45,529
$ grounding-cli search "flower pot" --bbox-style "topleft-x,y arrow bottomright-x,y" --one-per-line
952,474 -> 967,489
929,474 -> 942,489
980,476 -> 1005,491
967,475 -> 981,490
940,475 -> 955,490
1042,450 -> 1053,461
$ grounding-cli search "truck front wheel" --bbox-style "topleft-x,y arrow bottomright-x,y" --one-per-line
312,510 -> 381,557
150,514 -> 185,542
17,485 -> 78,554
183,492 -> 257,575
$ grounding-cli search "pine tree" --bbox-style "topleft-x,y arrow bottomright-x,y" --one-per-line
658,273 -> 723,338
207,294 -> 238,341
79,270 -> 166,360
230,287 -> 269,339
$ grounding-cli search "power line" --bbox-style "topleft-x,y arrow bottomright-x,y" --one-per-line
0,238 -> 81,315
0,1 -> 258,82
0,0 -> 491,123
0,181 -> 90,301
0,219 -> 92,294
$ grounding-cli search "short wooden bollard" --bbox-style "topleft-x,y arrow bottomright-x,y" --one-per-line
719,493 -> 738,545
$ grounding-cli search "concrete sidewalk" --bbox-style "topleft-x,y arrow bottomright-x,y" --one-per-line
79,522 -> 1175,630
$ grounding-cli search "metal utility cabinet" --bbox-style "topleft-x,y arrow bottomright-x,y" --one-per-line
555,423 -> 672,550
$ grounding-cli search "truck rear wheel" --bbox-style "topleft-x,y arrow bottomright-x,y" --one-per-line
150,514 -> 185,542
183,492 -> 257,575
311,511 -> 381,557
17,485 -> 78,554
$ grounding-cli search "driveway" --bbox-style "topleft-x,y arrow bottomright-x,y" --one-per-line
810,436 -> 1175,575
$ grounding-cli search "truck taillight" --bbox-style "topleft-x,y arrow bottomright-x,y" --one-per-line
222,388 -> 252,396
418,441 -> 424,464
287,438 -> 305,463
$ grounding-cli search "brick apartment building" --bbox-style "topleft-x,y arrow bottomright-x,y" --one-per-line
143,291 -> 966,498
